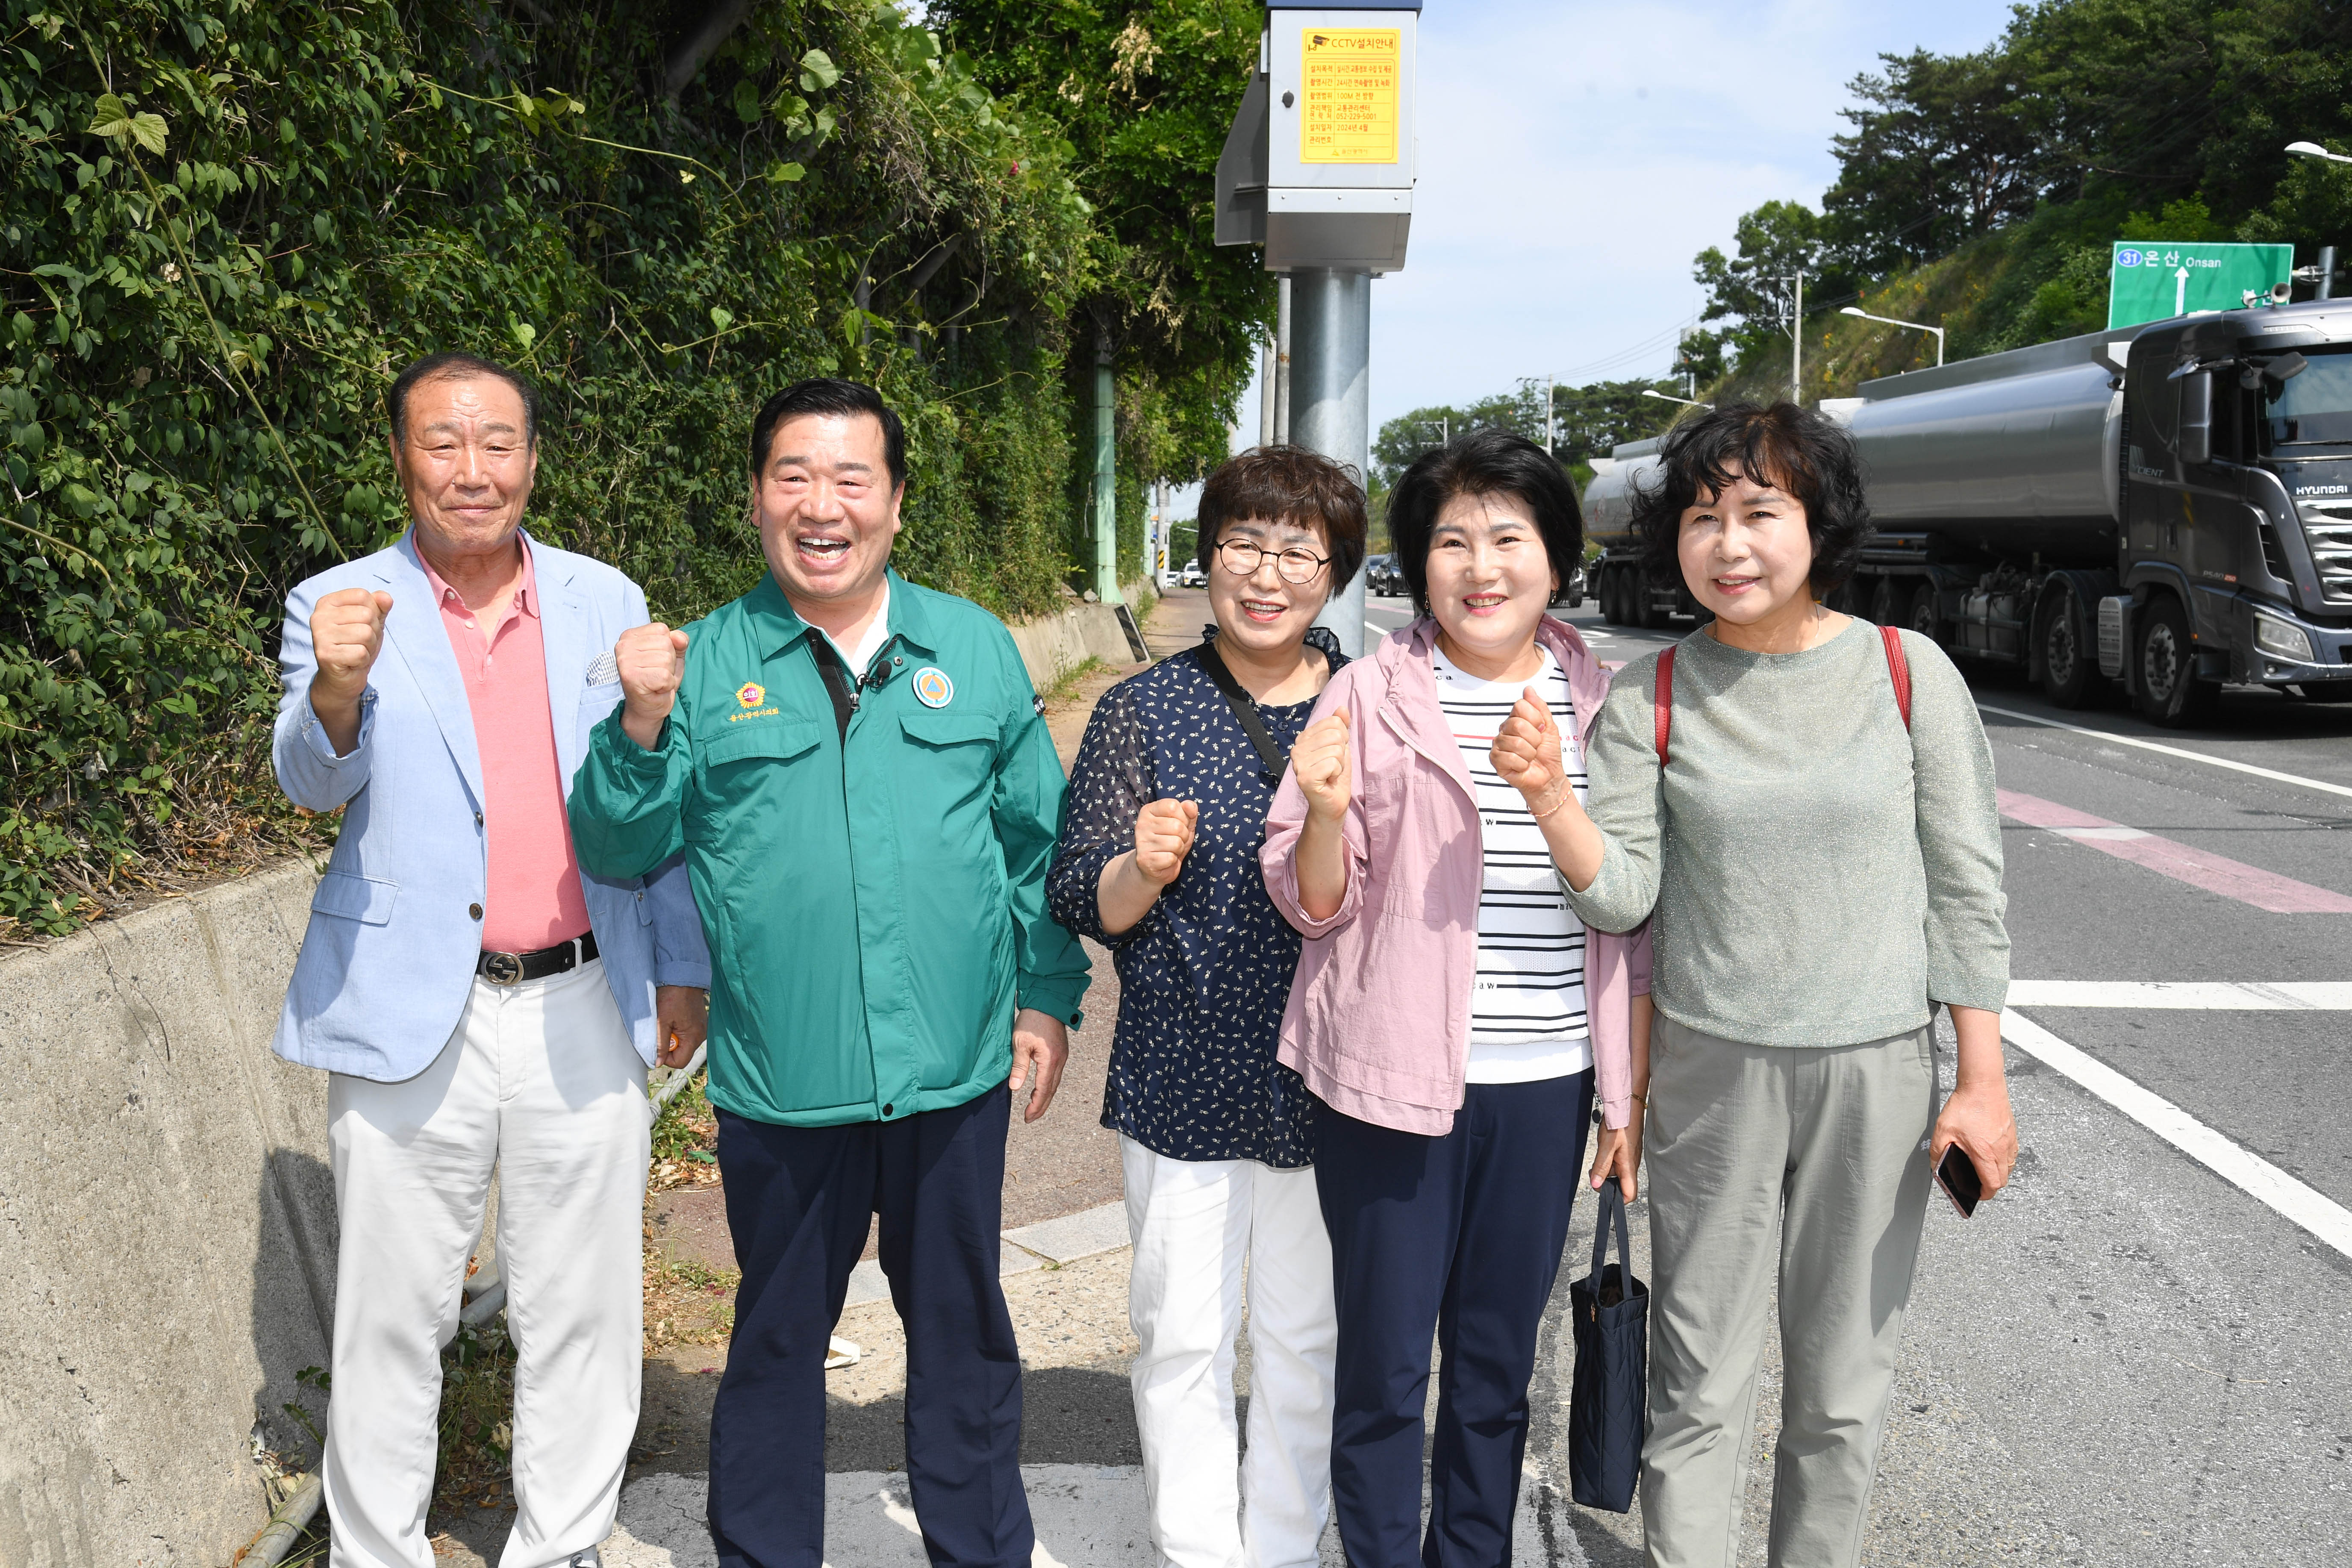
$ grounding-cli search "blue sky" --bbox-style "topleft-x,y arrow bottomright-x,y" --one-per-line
1201,0 -> 2026,506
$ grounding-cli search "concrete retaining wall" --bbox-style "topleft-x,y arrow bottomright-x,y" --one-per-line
0,859 -> 334,1568
1006,601 -> 1142,691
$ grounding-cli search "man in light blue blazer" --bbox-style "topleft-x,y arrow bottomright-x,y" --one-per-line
271,352 -> 708,1568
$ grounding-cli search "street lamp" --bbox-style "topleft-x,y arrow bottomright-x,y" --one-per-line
1840,305 -> 1946,368
2283,145 -> 2346,300
1643,389 -> 1710,410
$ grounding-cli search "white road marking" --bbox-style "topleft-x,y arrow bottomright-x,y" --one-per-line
2001,1009 -> 2352,1259
1977,702 -> 2352,801
2008,980 -> 2352,1009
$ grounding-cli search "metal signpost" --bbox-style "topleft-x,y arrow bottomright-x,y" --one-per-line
2108,241 -> 2293,329
1216,1 -> 1418,657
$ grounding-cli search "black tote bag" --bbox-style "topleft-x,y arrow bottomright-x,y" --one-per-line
1568,1180 -> 1649,1513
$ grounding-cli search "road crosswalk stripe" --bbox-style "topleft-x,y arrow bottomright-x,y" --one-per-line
2000,1009 -> 2352,1260
2006,980 -> 2352,1008
1998,788 -> 2352,912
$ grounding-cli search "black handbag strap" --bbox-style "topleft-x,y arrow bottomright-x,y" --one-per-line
1196,640 -> 1292,780
1590,1178 -> 1634,1290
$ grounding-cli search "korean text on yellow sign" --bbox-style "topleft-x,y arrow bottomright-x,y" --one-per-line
1300,29 -> 1401,165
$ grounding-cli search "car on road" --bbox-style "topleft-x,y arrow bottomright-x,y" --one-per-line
1177,559 -> 1207,588
1364,553 -> 1405,597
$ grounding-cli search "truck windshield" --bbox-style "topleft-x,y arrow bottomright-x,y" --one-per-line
2265,348 -> 2352,446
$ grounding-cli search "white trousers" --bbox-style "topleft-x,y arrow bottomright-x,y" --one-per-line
324,959 -> 650,1568
1122,1136 -> 1338,1568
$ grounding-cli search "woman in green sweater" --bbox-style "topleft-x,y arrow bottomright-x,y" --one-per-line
1490,402 -> 2017,1568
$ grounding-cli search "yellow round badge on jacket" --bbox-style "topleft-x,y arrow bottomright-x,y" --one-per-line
736,681 -> 765,709
913,667 -> 954,708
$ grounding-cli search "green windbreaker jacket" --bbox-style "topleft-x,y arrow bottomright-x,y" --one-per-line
568,569 -> 1091,1127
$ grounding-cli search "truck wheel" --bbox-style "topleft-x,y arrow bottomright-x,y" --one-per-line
1906,583 -> 1941,642
1638,579 -> 1671,630
1602,568 -> 1628,626
2037,588 -> 2098,708
2133,596 -> 2220,726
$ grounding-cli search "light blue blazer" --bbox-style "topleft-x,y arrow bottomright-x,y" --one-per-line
270,530 -> 710,1080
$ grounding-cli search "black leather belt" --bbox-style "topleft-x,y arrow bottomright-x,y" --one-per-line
477,931 -> 598,986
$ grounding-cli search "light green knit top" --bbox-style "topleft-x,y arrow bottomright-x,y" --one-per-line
1565,621 -> 2009,1047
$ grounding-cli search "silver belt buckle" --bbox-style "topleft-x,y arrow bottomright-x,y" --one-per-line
482,951 -> 524,986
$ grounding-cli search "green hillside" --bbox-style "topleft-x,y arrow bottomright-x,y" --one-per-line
1693,0 -> 2352,406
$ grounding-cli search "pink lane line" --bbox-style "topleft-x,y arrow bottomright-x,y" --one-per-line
1998,789 -> 2352,914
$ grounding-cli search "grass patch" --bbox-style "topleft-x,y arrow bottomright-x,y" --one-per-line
645,1250 -> 741,1353
1038,656 -> 1110,708
434,1317 -> 521,1514
650,1069 -> 721,1192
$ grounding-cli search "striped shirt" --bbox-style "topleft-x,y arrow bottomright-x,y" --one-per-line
1431,643 -> 1593,1084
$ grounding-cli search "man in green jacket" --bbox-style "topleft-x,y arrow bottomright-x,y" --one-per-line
568,378 -> 1089,1567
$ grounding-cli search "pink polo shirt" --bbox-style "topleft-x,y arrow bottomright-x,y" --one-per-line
419,542 -> 592,953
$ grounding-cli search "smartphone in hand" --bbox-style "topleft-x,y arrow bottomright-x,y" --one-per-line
1935,1143 -> 1982,1219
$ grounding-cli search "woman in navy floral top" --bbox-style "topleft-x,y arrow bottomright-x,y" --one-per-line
1048,446 -> 1366,1568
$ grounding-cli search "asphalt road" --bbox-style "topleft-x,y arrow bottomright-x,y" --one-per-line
1364,594 -> 2352,1565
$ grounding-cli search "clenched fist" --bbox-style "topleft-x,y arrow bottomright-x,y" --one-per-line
617,622 -> 690,749
1490,686 -> 1567,810
309,586 -> 393,756
1292,707 -> 1353,824
1133,798 -> 1199,886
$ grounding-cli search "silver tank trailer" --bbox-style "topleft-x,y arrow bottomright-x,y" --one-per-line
1581,440 -> 1660,550
1828,327 -> 2128,566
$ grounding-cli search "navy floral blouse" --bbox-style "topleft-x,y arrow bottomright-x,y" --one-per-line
1047,630 -> 1346,1168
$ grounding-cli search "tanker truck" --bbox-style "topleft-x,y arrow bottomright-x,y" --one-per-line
1582,299 -> 2352,724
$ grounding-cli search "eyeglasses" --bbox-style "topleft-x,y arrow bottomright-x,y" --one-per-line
1216,538 -> 1331,585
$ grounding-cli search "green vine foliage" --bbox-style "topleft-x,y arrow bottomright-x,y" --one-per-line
0,0 -> 1116,936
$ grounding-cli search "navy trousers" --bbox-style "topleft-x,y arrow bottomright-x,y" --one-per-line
708,1084 -> 1031,1568
1313,1073 -> 1595,1568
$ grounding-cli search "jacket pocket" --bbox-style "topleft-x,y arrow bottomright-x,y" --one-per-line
898,709 -> 997,752
311,871 -> 397,926
698,719 -> 826,772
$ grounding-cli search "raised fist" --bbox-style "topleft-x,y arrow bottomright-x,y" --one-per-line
1292,707 -> 1353,824
1490,686 -> 1565,806
617,622 -> 690,748
1133,798 -> 1199,887
310,586 -> 393,706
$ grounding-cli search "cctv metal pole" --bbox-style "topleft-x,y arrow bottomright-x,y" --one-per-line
2321,245 -> 2338,302
1093,324 -> 1122,605
1293,266 -> 1371,658
1274,274 -> 1294,444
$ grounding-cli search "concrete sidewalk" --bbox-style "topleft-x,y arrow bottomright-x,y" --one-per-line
602,1466 -> 1578,1568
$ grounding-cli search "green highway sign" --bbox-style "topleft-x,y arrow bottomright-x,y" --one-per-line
2108,241 -> 2293,329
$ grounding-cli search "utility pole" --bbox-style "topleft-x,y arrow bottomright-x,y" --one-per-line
1544,375 -> 1555,454
1258,337 -> 1277,446
1092,323 -> 1121,606
1790,271 -> 1805,406
1273,274 -> 1293,444
1148,478 -> 1166,581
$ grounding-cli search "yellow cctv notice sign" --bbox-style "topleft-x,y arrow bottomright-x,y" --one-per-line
1300,29 -> 1401,164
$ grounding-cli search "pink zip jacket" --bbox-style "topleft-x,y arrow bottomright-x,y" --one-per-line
1261,615 -> 1651,1136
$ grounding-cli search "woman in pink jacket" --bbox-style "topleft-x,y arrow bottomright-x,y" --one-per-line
1262,429 -> 1649,1568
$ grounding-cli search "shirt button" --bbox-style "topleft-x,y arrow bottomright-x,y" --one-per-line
469,903 -> 483,920
882,1102 -> 894,1117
